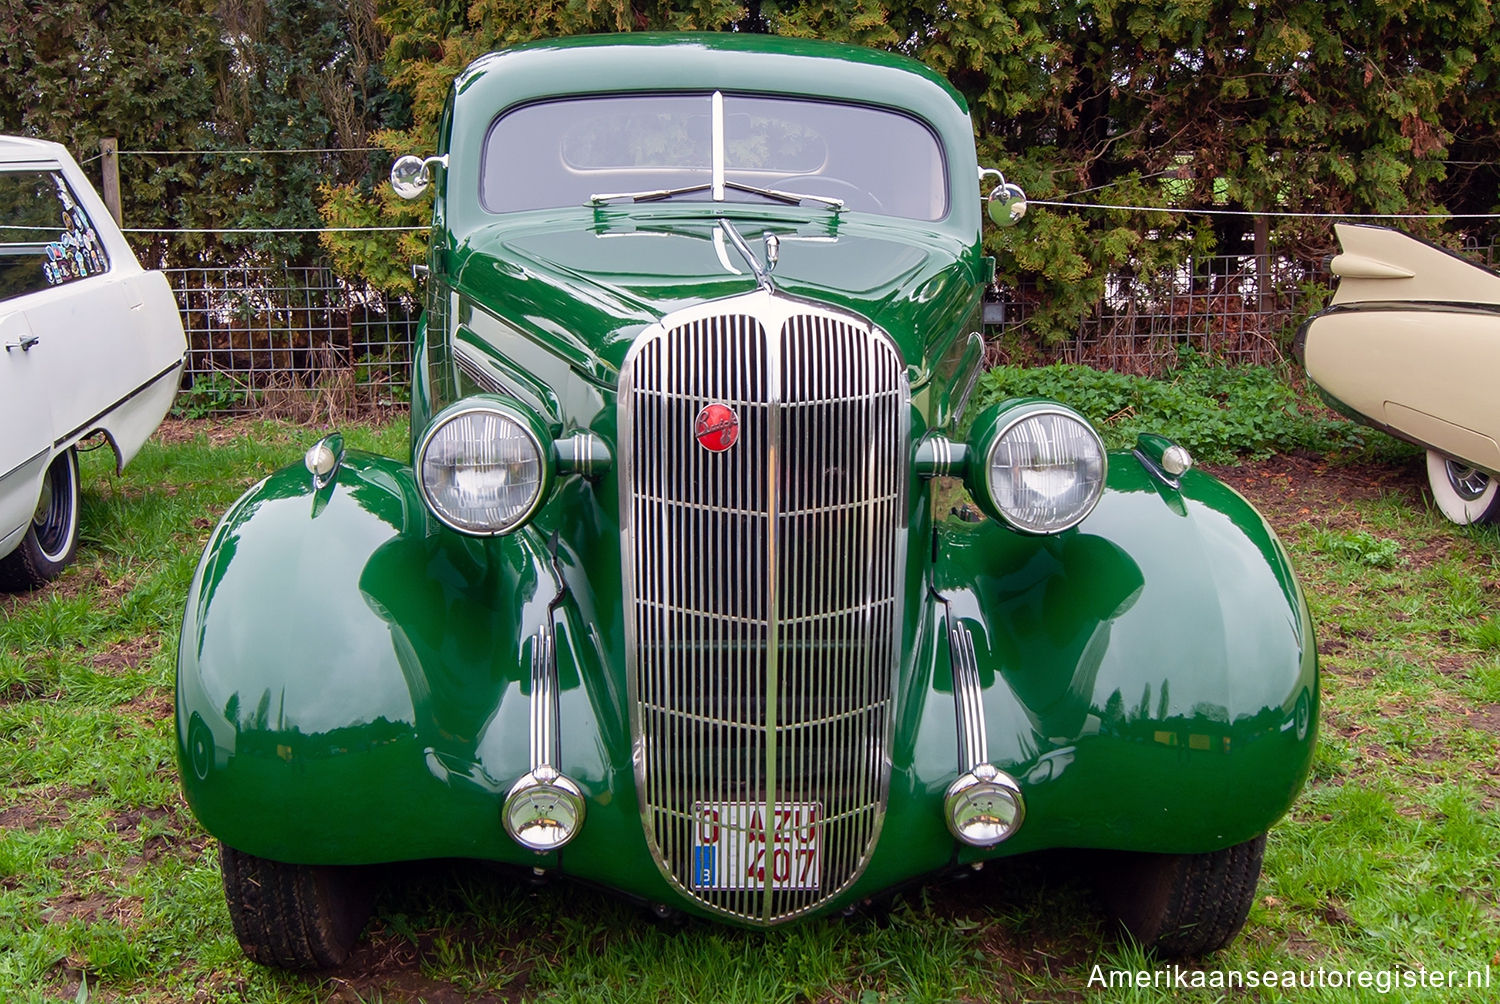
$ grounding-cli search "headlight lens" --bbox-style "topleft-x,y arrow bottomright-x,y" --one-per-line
417,400 -> 551,534
945,764 -> 1025,846
504,767 -> 586,852
971,401 -> 1106,533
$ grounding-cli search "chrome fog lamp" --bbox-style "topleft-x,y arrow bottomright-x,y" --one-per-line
417,397 -> 553,535
945,764 -> 1025,847
966,400 -> 1107,533
504,767 -> 586,852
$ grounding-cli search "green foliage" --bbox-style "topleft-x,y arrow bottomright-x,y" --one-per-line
969,353 -> 1412,464
7,2 -> 1500,340
1308,528 -> 1403,569
0,0 -> 406,268
314,1 -> 1500,343
169,373 -> 255,419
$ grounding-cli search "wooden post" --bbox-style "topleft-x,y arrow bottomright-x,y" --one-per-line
99,138 -> 121,226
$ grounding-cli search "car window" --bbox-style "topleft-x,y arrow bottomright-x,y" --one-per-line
481,93 -> 948,221
0,170 -> 110,302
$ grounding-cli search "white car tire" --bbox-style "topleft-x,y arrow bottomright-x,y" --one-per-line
0,449 -> 80,591
1426,449 -> 1500,526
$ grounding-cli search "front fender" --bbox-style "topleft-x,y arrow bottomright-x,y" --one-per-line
932,451 -> 1317,856
176,452 -> 561,866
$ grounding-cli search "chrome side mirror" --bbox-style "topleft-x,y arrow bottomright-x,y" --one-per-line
979,167 -> 1027,227
391,154 -> 448,200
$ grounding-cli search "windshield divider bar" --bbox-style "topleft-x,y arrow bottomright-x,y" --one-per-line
712,90 -> 725,202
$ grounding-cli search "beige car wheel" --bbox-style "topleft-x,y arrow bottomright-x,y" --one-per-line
1426,449 -> 1500,525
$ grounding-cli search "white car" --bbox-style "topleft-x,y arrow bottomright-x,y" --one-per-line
0,136 -> 185,589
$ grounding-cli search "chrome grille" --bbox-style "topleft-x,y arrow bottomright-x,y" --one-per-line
620,291 -> 907,923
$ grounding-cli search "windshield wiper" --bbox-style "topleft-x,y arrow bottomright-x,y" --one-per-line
590,182 -> 713,205
589,180 -> 843,210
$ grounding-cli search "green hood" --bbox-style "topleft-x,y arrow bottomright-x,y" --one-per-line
450,208 -> 986,383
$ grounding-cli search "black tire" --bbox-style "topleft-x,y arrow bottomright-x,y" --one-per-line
220,842 -> 372,969
1095,833 -> 1266,957
0,448 -> 79,592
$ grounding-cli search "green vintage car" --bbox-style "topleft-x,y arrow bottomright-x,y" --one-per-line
176,33 -> 1317,968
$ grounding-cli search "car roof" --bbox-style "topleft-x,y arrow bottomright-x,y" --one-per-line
442,33 -> 981,234
451,33 -> 972,133
0,135 -> 67,165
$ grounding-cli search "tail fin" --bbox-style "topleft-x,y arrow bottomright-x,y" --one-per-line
1330,223 -> 1500,307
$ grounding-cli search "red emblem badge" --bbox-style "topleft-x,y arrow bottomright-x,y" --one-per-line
694,403 -> 740,452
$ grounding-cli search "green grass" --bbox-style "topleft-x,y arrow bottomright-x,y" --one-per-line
2,386 -> 1498,1002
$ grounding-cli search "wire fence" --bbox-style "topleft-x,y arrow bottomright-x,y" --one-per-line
987,251 -> 1332,374
167,265 -> 415,418
163,240 -> 1500,415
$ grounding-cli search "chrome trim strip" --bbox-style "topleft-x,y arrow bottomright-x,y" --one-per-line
453,343 -> 516,397
56,355 -> 183,448
711,90 -> 725,202
760,301 -> 782,925
950,331 -> 984,427
0,446 -> 49,492
948,620 -> 987,771
528,622 -> 557,770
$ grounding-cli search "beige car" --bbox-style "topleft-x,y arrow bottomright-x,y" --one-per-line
1298,223 -> 1500,525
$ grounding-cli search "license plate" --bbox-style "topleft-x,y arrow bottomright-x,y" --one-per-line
690,801 -> 821,891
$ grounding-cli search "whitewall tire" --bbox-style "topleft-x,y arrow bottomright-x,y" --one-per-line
1425,449 -> 1500,526
0,449 -> 80,591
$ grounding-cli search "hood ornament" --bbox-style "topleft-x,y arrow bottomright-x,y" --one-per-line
717,219 -> 777,292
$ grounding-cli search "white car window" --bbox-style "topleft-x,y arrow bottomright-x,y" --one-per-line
0,170 -> 110,302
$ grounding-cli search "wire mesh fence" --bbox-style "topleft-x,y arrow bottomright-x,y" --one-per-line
985,250 -> 1334,374
161,241 -> 1498,415
166,265 -> 416,418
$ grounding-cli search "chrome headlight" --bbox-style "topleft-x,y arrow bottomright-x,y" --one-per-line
416,398 -> 553,535
966,400 -> 1107,533
945,764 -> 1025,846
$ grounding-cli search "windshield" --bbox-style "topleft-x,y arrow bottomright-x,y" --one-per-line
481,93 -> 947,220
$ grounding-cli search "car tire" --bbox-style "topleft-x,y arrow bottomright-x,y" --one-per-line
0,448 -> 80,592
1095,833 -> 1265,957
220,842 -> 372,969
1425,450 -> 1500,525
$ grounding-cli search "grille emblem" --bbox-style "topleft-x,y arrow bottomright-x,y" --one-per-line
694,403 -> 740,452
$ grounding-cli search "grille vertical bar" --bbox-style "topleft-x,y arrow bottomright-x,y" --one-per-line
621,292 -> 907,923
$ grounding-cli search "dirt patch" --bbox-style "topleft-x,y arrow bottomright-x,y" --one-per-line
91,637 -> 162,676
1467,704 -> 1500,735
43,891 -> 143,928
118,689 -> 174,729
0,785 -> 92,833
320,925 -> 523,1004
0,564 -> 137,616
152,418 -> 260,447
104,806 -> 172,834
1205,453 -> 1426,528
